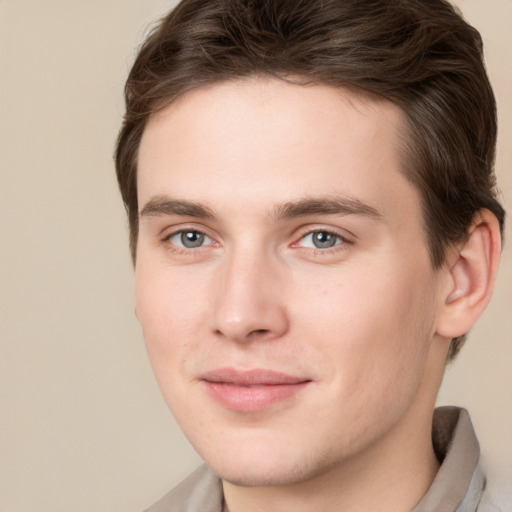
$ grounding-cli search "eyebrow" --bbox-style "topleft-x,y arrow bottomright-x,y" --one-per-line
139,195 -> 382,222
273,196 -> 382,221
140,196 -> 215,219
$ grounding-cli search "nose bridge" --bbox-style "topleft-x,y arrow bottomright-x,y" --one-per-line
212,241 -> 288,342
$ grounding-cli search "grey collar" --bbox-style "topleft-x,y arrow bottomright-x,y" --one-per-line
412,406 -> 484,512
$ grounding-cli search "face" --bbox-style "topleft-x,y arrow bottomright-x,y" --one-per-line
135,77 -> 445,487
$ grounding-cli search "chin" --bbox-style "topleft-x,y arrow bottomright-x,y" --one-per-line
210,459 -> 318,488
200,438 -> 343,488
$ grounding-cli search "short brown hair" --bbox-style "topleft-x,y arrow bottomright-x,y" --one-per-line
115,0 -> 505,359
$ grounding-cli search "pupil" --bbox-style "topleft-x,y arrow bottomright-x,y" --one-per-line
181,231 -> 204,248
313,232 -> 336,248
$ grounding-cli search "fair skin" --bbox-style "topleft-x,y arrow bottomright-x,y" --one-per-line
135,77 -> 500,512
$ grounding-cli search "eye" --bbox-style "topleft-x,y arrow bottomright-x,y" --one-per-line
167,230 -> 212,249
299,230 -> 345,249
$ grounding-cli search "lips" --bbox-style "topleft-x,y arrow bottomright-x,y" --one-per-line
201,368 -> 312,412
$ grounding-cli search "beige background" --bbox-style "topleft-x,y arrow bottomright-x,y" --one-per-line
0,1 -> 510,511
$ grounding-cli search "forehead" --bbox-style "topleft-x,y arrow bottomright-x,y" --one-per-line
137,77 -> 417,226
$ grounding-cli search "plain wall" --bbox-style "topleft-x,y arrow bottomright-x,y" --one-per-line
0,1 -> 510,511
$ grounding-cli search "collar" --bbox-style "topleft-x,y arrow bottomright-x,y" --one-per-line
412,406 -> 485,512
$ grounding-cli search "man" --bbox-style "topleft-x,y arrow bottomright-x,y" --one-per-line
115,0 -> 505,510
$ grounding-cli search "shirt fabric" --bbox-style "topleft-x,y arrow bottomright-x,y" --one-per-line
144,406 -> 503,512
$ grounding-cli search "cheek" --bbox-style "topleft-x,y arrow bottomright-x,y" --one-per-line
134,265 -> 205,371
134,265 -> 211,425
292,260 -> 436,382
297,264 -> 427,333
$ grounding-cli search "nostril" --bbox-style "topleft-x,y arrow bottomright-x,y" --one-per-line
248,328 -> 271,338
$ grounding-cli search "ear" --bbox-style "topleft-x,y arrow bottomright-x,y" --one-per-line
435,209 -> 501,339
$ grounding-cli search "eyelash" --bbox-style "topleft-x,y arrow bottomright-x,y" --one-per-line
161,227 -> 353,256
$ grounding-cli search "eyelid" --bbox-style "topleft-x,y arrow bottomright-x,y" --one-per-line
161,221 -> 215,237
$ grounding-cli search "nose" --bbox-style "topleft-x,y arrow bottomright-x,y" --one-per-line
211,248 -> 289,344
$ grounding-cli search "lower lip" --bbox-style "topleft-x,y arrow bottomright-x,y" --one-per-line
203,381 -> 310,412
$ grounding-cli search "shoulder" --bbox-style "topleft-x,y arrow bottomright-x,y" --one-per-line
143,465 -> 224,512
477,469 -> 512,512
478,496 -> 509,512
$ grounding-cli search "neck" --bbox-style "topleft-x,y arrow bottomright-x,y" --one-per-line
223,407 -> 440,512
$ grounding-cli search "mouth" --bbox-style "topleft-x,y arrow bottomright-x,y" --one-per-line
200,368 -> 312,412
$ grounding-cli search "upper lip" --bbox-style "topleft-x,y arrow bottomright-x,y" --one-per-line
201,368 -> 311,386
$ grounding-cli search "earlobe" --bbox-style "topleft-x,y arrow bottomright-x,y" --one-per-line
436,209 -> 501,339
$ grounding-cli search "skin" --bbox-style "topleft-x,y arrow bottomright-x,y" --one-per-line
134,77 -> 465,511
